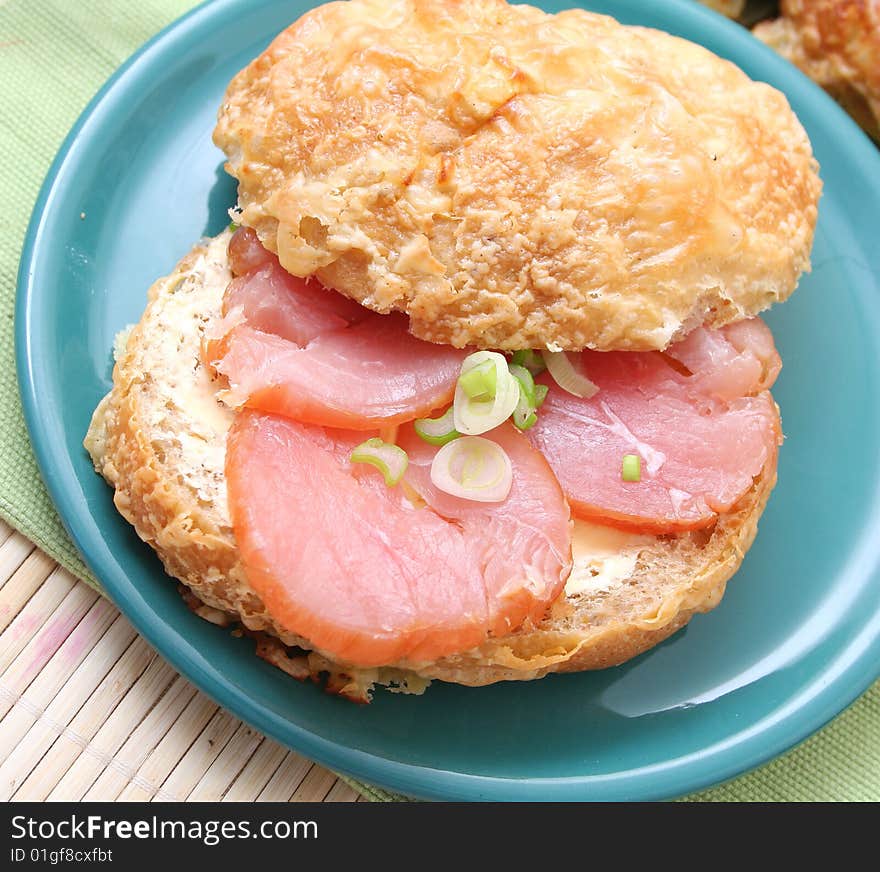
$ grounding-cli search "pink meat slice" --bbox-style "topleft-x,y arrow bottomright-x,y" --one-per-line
526,320 -> 782,533
228,226 -> 277,276
226,413 -> 571,667
212,315 -> 466,429
223,264 -> 367,347
663,317 -> 782,400
207,231 -> 467,429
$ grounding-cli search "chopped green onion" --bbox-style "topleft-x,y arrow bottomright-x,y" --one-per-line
509,364 -> 539,430
430,436 -> 513,503
533,384 -> 549,408
350,438 -> 409,486
622,454 -> 641,482
508,364 -> 536,405
414,406 -> 461,446
453,351 -> 520,436
459,359 -> 497,400
542,350 -> 599,398
510,350 -> 546,376
513,404 -> 537,430
228,220 -> 240,232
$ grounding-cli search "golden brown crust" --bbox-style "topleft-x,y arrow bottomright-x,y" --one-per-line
214,0 -> 820,352
86,234 -> 780,697
754,0 -> 880,142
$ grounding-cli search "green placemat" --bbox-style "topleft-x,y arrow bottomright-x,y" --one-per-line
1,0 -> 878,803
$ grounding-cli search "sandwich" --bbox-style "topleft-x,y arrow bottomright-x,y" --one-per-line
85,0 -> 821,701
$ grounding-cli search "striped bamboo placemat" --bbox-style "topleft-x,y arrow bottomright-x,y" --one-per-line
5,515 -> 880,802
0,518 -> 362,802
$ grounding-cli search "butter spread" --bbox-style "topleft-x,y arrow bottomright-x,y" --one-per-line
565,520 -> 652,596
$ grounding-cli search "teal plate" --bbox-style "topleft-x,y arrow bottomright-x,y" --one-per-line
16,0 -> 880,801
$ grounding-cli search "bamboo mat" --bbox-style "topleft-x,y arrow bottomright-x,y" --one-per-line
0,518 -> 363,802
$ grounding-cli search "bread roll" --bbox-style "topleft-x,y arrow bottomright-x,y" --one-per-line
754,0 -> 879,142
214,0 -> 820,352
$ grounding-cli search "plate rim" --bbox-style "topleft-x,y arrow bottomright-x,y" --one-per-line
15,0 -> 880,801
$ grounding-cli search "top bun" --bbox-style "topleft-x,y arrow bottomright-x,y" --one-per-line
214,0 -> 821,351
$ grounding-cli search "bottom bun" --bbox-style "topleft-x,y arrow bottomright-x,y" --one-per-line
86,233 -> 778,701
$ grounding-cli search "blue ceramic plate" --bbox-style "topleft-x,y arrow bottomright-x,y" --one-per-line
17,0 -> 880,801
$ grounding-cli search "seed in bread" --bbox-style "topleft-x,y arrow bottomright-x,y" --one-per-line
86,233 -> 778,699
214,0 -> 821,352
